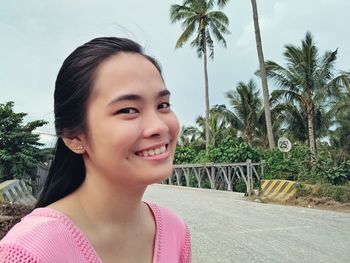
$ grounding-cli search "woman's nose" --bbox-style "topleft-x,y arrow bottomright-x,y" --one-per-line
142,111 -> 169,138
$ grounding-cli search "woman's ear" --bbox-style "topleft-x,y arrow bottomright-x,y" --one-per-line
62,136 -> 86,154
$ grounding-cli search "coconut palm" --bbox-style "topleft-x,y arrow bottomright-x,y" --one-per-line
330,84 -> 350,160
329,115 -> 350,161
271,100 -> 333,143
225,79 -> 262,145
265,31 -> 350,166
254,106 -> 283,148
333,80 -> 350,115
177,125 -> 200,147
194,105 -> 236,147
170,0 -> 230,153
250,0 -> 275,149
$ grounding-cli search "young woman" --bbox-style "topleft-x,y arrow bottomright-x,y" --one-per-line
0,37 -> 192,263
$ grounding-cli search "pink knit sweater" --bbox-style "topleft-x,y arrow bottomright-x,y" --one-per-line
0,202 -> 191,263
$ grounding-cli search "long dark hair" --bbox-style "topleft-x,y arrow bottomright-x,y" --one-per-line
36,37 -> 162,207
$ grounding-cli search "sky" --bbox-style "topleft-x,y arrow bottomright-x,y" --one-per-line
1,0 -> 349,147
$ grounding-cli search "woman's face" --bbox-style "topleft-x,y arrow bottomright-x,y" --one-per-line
82,52 -> 179,186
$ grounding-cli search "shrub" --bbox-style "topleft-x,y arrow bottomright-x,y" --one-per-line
232,177 -> 246,193
263,144 -> 310,181
194,150 -> 209,164
297,182 -> 350,203
189,175 -> 198,187
208,136 -> 262,163
316,159 -> 350,185
175,136 -> 262,164
174,146 -> 196,164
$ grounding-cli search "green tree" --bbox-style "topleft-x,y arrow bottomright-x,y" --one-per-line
333,81 -> 350,114
254,107 -> 283,149
225,79 -> 262,145
177,125 -> 199,147
250,0 -> 275,149
0,101 -> 47,182
271,99 -> 333,144
265,32 -> 350,166
332,82 -> 350,157
170,0 -> 230,154
195,105 -> 237,147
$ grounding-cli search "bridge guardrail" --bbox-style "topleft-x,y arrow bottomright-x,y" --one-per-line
166,159 -> 264,196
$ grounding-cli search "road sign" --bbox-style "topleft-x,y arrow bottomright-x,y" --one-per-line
278,137 -> 292,152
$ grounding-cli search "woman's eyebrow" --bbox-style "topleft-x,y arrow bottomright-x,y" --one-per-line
108,89 -> 171,106
159,89 -> 171,98
108,94 -> 141,105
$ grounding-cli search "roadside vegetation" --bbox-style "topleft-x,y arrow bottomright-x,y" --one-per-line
171,4 -> 350,202
0,102 -> 51,184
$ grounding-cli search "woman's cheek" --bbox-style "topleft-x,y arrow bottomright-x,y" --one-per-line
171,113 -> 180,140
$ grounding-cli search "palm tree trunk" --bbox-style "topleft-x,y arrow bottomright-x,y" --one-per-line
251,0 -> 275,149
203,31 -> 210,155
307,99 -> 317,167
246,127 -> 253,145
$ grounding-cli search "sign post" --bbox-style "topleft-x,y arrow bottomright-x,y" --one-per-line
278,137 -> 292,154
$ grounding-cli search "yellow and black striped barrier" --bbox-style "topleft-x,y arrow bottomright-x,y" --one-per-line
0,179 -> 36,206
260,180 -> 297,203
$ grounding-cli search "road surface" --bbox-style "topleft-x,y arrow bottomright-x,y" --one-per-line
144,184 -> 350,263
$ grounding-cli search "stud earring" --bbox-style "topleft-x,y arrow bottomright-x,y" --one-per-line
76,145 -> 84,151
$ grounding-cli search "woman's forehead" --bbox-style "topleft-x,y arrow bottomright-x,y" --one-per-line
90,53 -> 165,102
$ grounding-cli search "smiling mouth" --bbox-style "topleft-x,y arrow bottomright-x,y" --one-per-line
136,144 -> 168,157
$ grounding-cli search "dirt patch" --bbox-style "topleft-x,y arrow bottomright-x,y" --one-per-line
0,203 -> 34,239
286,196 -> 350,212
249,195 -> 350,213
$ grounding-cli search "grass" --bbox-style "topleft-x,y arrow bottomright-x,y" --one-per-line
296,182 -> 350,203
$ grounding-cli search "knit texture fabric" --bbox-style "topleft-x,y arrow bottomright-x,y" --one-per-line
0,202 -> 192,263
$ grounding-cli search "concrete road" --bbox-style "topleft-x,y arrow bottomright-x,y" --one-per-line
144,184 -> 350,263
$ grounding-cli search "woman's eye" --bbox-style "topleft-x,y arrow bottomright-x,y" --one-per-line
116,108 -> 138,114
158,102 -> 171,110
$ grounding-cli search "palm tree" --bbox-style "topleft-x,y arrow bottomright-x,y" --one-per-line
177,125 -> 200,147
271,99 -> 333,143
225,79 -> 262,145
265,31 -> 350,166
194,105 -> 235,147
255,107 -> 283,148
250,0 -> 275,149
170,0 -> 230,154
330,115 -> 350,161
333,80 -> 350,115
330,84 -> 350,160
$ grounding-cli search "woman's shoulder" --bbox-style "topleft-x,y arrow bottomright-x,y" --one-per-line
146,202 -> 188,233
1,207 -> 70,243
0,207 -> 84,262
145,201 -> 192,262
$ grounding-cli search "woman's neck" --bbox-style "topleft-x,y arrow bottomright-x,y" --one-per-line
47,172 -> 156,263
78,174 -> 147,225
48,171 -> 149,229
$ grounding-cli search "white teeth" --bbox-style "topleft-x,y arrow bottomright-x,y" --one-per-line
138,145 -> 167,157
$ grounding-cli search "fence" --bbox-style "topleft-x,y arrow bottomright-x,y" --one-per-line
3,160 -> 264,202
164,160 -> 265,196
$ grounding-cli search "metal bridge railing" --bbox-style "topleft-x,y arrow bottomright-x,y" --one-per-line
164,160 -> 265,196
